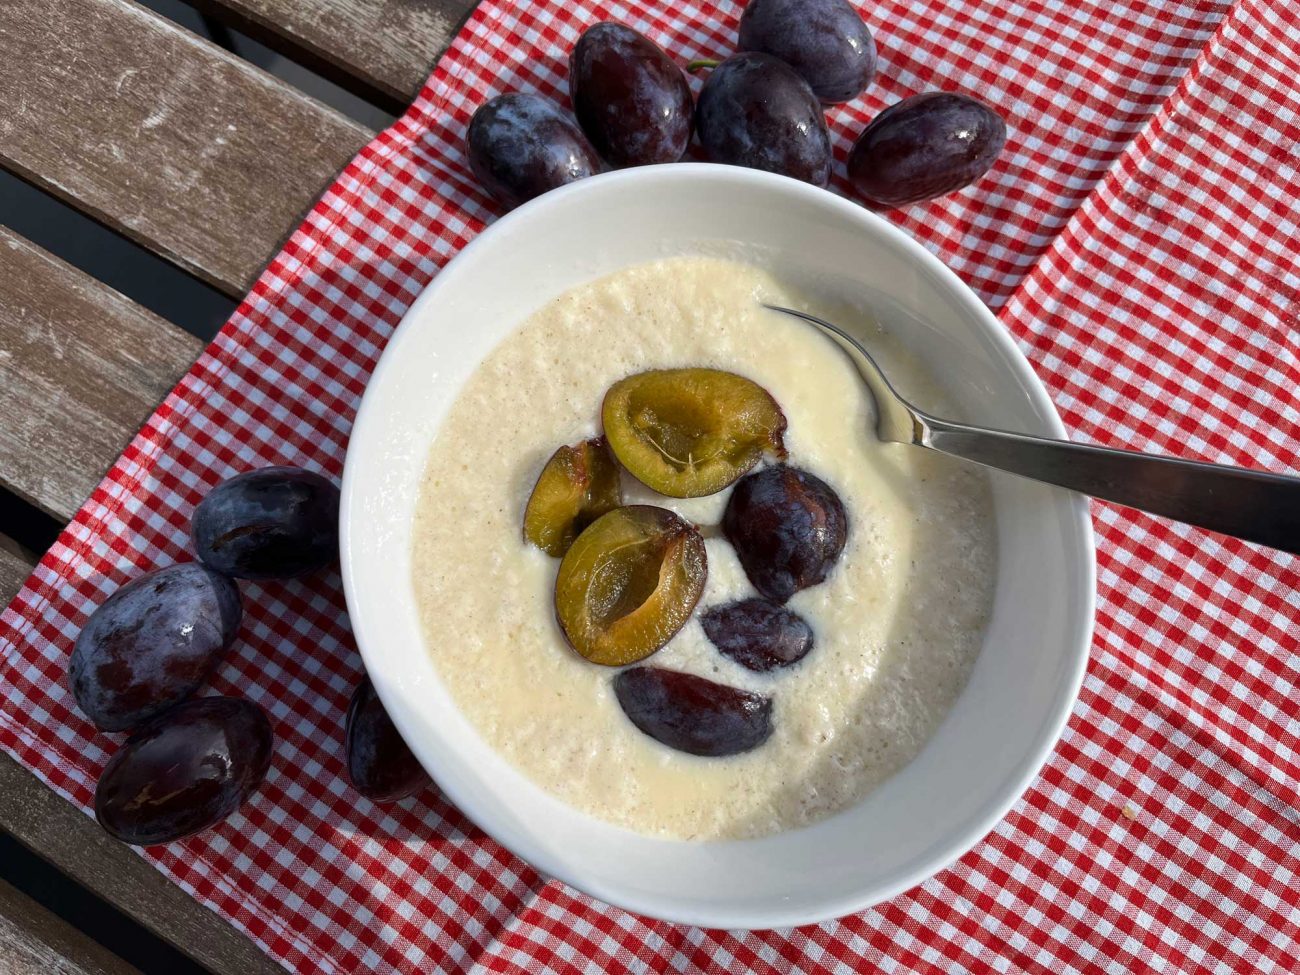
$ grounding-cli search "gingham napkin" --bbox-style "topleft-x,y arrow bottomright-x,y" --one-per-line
3,1 -> 1298,971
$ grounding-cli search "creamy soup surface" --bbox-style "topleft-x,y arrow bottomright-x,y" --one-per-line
411,256 -> 996,840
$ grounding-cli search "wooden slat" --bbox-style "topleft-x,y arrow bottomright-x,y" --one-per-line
190,0 -> 477,107
0,228 -> 204,522
0,755 -> 282,975
0,0 -> 373,297
0,874 -> 142,975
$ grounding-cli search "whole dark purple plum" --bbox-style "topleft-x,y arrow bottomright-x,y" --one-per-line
70,563 -> 241,732
722,465 -> 848,603
192,466 -> 340,580
345,677 -> 430,803
737,0 -> 877,103
613,667 -> 772,757
701,598 -> 814,671
569,23 -> 693,166
466,93 -> 599,208
847,92 -> 1007,207
695,53 -> 831,186
95,697 -> 272,845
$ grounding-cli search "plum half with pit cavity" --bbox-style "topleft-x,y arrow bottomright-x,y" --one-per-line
602,368 -> 786,498
554,506 -> 706,666
523,437 -> 622,557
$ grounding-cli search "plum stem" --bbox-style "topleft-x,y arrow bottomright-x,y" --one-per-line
686,58 -> 721,73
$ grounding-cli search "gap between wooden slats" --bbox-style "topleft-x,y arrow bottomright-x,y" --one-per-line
0,534 -> 33,607
0,873 -> 143,975
186,0 -> 477,108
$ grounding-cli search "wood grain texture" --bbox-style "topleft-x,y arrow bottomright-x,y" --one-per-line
0,535 -> 34,609
0,0 -> 373,297
0,874 -> 142,975
191,0 -> 476,107
0,228 -> 204,522
0,755 -> 282,975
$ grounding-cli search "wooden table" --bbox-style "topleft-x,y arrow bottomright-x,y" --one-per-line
0,1 -> 474,970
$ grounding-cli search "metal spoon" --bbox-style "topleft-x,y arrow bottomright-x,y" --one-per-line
764,305 -> 1300,555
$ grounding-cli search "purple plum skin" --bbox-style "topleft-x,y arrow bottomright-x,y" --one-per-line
345,677 -> 430,803
569,23 -> 693,167
701,598 -> 814,671
737,0 -> 877,104
192,466 -> 340,580
70,563 -> 241,732
722,465 -> 848,603
467,93 -> 600,208
695,53 -> 832,187
613,667 -> 773,757
95,697 -> 272,846
847,92 -> 1007,207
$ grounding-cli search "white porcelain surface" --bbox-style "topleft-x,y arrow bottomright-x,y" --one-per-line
340,165 -> 1095,929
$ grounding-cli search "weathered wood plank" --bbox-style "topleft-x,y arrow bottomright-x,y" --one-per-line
190,0 -> 476,107
0,0 -> 374,297
0,874 -> 142,975
0,755 -> 282,975
0,228 -> 204,522
0,535 -> 34,608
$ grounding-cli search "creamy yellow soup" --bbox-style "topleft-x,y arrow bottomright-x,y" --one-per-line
412,257 -> 995,840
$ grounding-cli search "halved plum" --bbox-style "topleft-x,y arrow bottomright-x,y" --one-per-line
555,505 -> 707,665
602,369 -> 787,498
701,598 -> 814,671
613,667 -> 773,756
523,437 -> 622,556
723,464 -> 848,603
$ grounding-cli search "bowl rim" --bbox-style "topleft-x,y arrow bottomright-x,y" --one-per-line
340,163 -> 1096,928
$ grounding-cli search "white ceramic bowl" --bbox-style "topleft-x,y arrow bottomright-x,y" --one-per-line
341,165 -> 1095,928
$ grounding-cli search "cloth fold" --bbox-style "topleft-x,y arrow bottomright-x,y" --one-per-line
3,0 -> 1297,972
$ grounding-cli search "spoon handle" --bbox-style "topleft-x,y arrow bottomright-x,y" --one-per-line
923,417 -> 1300,555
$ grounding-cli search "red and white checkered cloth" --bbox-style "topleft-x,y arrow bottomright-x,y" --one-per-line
3,0 -> 1298,971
